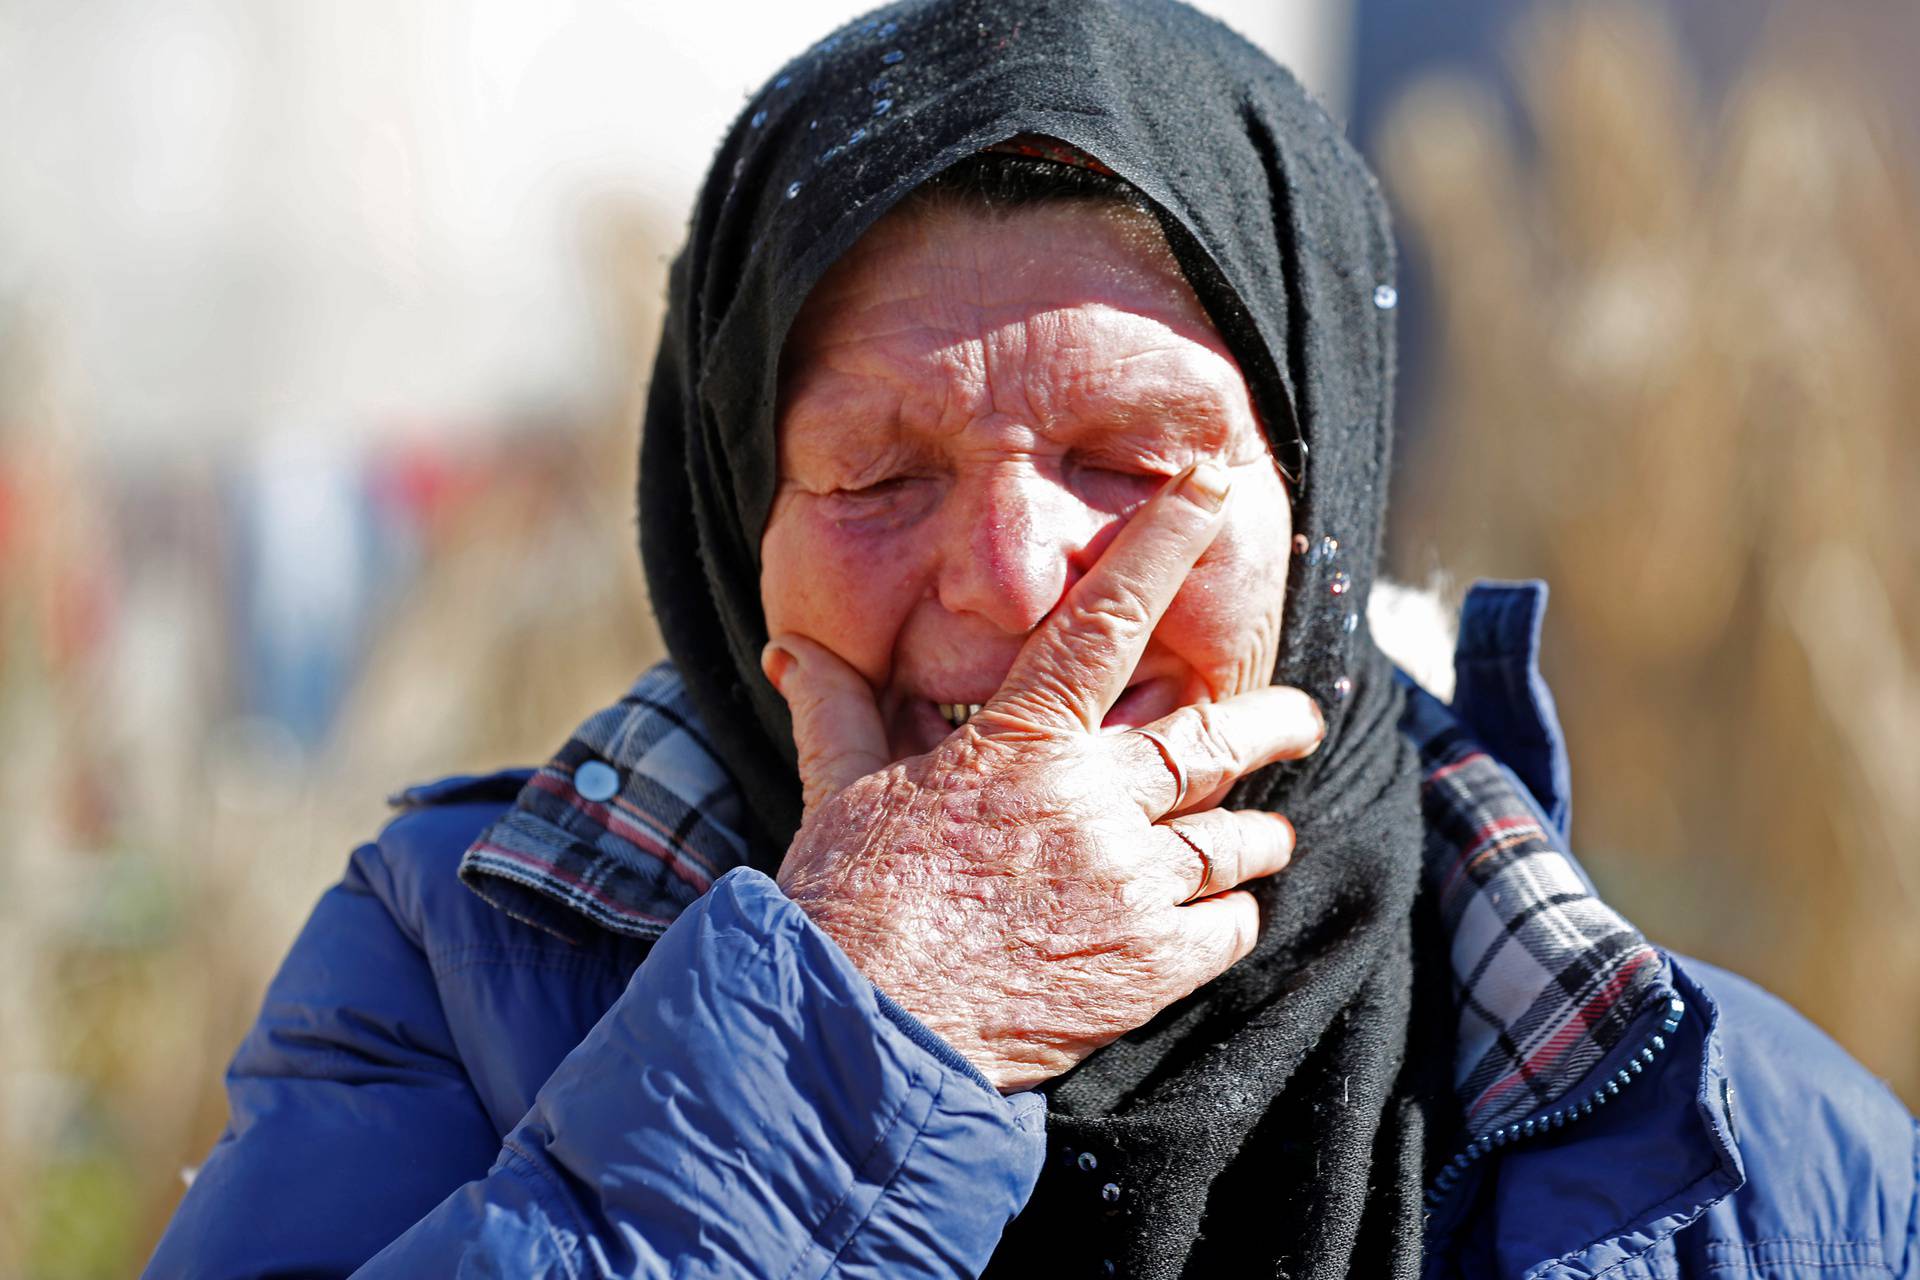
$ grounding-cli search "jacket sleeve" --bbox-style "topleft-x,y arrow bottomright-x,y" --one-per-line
356,866 -> 1047,1279
1905,1117 -> 1920,1279
142,842 -> 507,1278
150,856 -> 1046,1278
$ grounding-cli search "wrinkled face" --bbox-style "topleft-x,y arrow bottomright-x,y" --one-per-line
761,200 -> 1292,762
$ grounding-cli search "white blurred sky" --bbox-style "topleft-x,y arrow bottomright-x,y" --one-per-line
0,0 -> 1348,456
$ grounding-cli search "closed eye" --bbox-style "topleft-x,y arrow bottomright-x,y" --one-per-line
832,474 -> 923,501
820,473 -> 938,526
1068,456 -> 1172,514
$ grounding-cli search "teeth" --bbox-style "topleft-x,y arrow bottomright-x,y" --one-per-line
939,702 -> 984,727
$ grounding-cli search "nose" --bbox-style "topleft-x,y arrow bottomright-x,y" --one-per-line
936,466 -> 1090,635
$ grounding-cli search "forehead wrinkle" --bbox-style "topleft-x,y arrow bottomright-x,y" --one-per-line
782,310 -> 978,453
783,202 -> 1255,460
1004,310 -> 1249,458
813,302 -> 1061,446
971,301 -> 1190,443
970,304 -> 1077,446
1073,347 -> 1250,445
793,306 -> 1252,463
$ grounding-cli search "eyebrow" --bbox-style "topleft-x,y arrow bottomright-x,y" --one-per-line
780,353 -> 1243,459
1061,370 -> 1239,449
778,384 -> 912,474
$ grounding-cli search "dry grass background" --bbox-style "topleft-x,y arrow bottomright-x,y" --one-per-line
0,197 -> 671,1277
1382,1 -> 1920,1099
0,4 -> 1914,1275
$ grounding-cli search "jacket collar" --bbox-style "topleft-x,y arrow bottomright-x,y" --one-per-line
1399,676 -> 1666,1139
456,664 -> 750,943
1412,580 -> 1742,1273
455,580 -> 1741,1268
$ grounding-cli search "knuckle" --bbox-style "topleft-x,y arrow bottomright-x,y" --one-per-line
1181,701 -> 1243,772
796,737 -> 840,770
1230,898 -> 1257,960
1119,871 -> 1168,914
1003,668 -> 1095,725
815,744 -> 860,776
1065,586 -> 1151,641
1210,823 -> 1244,885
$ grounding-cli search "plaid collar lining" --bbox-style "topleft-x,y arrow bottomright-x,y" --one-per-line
458,664 -> 751,943
1399,682 -> 1667,1132
458,663 -> 1669,1125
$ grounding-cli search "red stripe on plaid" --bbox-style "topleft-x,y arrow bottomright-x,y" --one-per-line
467,840 -> 678,928
605,791 -> 725,879
1438,814 -> 1547,901
527,769 -> 713,892
1422,750 -> 1490,788
1463,944 -> 1660,1125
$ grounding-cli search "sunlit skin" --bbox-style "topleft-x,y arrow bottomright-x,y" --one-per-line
757,198 -> 1319,1089
760,200 -> 1293,761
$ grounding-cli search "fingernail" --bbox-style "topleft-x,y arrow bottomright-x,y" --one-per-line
1182,461 -> 1231,512
1305,697 -> 1326,751
761,641 -> 794,694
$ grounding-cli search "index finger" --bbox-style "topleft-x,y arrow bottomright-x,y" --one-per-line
989,461 -> 1231,733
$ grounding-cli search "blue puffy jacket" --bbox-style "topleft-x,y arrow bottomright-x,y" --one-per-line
145,583 -> 1918,1278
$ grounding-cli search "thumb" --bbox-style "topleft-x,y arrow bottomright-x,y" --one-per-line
762,633 -> 891,814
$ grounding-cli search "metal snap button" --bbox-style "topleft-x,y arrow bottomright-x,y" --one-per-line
573,759 -> 619,803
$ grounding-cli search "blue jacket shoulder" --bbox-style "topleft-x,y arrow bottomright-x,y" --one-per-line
1678,955 -> 1918,1276
362,767 -> 537,945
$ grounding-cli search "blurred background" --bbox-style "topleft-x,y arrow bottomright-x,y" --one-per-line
1,0 -> 1914,1273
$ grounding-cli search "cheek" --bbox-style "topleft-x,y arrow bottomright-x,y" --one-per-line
1156,504 -> 1291,696
761,508 -> 926,679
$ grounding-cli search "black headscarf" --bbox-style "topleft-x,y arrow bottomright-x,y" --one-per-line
638,1 -> 1441,1274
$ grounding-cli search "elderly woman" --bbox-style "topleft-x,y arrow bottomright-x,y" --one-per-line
147,1 -> 1914,1277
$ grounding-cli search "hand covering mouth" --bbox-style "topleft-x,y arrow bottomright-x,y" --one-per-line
924,677 -> 1166,731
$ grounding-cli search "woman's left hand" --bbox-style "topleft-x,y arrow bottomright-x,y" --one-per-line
762,464 -> 1320,1091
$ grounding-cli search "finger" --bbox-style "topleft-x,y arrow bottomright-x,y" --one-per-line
990,462 -> 1231,733
1113,684 -> 1325,817
763,633 -> 891,814
1159,808 -> 1295,903
1166,889 -> 1263,991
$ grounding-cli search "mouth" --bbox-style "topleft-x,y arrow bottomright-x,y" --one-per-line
889,662 -> 1181,758
936,701 -> 985,728
1100,678 -> 1167,732
920,677 -> 1169,735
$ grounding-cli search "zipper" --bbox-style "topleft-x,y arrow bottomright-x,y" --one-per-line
1422,993 -> 1688,1223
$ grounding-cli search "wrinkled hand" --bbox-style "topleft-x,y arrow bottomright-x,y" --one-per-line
765,463 -> 1324,1092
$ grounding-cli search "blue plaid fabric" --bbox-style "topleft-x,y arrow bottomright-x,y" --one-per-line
458,662 -> 1667,1125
